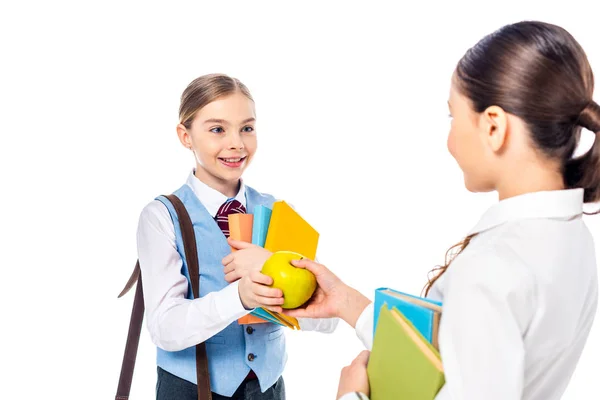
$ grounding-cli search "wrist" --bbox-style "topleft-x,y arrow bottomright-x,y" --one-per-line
237,281 -> 252,310
339,286 -> 372,328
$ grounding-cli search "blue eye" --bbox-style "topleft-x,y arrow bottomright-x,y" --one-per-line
210,127 -> 224,134
242,126 -> 254,133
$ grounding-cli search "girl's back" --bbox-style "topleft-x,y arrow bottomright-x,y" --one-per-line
436,189 -> 598,399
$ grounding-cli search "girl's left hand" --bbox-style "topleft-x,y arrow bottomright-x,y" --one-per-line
222,239 -> 272,283
337,350 -> 371,399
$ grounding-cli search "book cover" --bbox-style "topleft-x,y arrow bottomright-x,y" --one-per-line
238,308 -> 300,329
263,309 -> 300,330
228,214 -> 253,252
264,200 -> 319,260
374,287 -> 442,350
238,309 -> 285,327
367,305 -> 445,400
251,205 -> 272,247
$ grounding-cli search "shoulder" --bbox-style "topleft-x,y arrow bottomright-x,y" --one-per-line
443,238 -> 537,317
138,199 -> 174,235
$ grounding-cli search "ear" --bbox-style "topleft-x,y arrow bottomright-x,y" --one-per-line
176,123 -> 193,150
480,105 -> 508,153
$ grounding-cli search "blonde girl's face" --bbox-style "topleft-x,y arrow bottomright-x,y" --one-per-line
179,92 -> 257,187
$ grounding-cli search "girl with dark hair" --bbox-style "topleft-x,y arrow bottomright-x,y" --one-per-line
280,21 -> 600,399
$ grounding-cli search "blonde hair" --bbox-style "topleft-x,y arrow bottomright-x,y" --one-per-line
179,74 -> 254,129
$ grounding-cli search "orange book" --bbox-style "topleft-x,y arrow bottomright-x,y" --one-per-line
237,314 -> 269,325
228,213 -> 272,325
264,201 -> 319,260
228,214 -> 253,252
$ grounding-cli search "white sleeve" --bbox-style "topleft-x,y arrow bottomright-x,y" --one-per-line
297,316 -> 340,333
338,392 -> 370,400
355,302 -> 374,350
137,200 -> 251,351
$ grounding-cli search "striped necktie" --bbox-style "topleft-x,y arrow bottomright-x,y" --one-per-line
215,199 -> 246,237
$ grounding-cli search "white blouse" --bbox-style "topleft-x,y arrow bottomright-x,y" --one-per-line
349,189 -> 598,400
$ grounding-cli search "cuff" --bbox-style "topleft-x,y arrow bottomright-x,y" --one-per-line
355,302 -> 374,350
338,392 -> 370,400
215,281 -> 253,319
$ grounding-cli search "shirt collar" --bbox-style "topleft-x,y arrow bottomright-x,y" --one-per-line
468,189 -> 584,235
185,170 -> 247,217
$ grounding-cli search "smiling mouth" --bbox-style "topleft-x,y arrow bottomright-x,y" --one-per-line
219,157 -> 246,163
218,156 -> 247,168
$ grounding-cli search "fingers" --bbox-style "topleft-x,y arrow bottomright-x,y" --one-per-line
239,272 -> 282,310
223,262 -> 235,274
222,253 -> 234,266
250,275 -> 283,306
282,308 -> 309,318
253,283 -> 283,299
264,305 -> 283,313
249,270 -> 274,286
281,286 -> 321,316
228,238 -> 254,250
352,350 -> 370,366
224,271 -> 241,283
253,294 -> 284,306
291,258 -> 327,276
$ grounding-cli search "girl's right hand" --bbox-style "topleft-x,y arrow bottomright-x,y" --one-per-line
283,259 -> 372,328
238,271 -> 285,312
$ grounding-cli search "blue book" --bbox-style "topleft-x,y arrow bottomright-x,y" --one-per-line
374,287 -> 442,350
251,205 -> 272,247
247,205 -> 281,325
250,308 -> 287,327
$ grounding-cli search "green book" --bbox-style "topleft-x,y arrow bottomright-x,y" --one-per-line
367,305 -> 445,400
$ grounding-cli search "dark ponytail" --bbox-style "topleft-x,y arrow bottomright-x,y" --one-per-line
425,21 -> 600,296
454,21 -> 600,205
566,101 -> 600,205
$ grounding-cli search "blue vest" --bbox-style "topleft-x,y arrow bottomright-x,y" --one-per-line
155,184 -> 287,396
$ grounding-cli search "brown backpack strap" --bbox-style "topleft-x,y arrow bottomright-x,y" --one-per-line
115,262 -> 144,400
165,194 -> 212,400
115,194 -> 212,400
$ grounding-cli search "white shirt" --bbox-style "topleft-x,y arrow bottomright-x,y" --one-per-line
137,171 -> 337,352
346,189 -> 598,400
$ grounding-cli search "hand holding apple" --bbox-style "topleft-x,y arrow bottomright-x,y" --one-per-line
238,270 -> 285,312
260,251 -> 317,309
223,239 -> 272,283
282,258 -> 372,328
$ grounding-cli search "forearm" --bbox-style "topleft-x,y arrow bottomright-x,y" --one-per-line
146,281 -> 249,351
338,286 -> 372,329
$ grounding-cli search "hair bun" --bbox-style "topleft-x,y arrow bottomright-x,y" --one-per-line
579,101 -> 600,133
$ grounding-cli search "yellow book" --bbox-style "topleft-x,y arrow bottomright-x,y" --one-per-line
264,309 -> 300,330
264,201 -> 319,260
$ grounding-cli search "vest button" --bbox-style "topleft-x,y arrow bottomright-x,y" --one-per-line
246,326 -> 254,334
248,353 -> 255,362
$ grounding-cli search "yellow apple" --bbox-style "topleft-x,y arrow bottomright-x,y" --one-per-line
261,251 -> 317,309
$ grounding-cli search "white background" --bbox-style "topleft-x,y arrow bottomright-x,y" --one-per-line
1,1 -> 598,399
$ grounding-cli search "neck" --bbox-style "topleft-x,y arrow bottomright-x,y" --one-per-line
194,167 -> 240,198
496,161 -> 564,201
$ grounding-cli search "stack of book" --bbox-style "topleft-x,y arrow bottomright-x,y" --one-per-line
228,200 -> 319,330
367,287 -> 445,399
